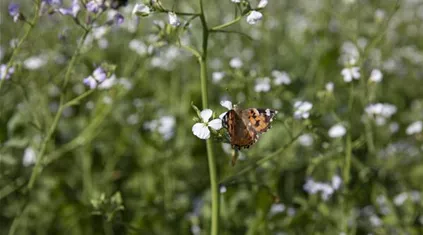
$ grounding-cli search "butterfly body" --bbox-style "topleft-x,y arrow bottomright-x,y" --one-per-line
222,107 -> 277,150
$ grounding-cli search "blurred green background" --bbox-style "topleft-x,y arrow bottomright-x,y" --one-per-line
1,0 -> 422,234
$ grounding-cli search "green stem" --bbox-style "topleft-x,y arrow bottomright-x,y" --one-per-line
211,16 -> 243,31
161,10 -> 200,16
27,102 -> 64,190
0,0 -> 41,91
27,30 -> 90,190
64,89 -> 95,107
209,29 -> 253,40
220,127 -> 305,185
343,133 -> 352,186
198,1 -> 219,234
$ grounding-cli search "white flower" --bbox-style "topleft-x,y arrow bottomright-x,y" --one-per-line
269,203 -> 285,215
369,69 -> 383,82
126,114 -> 139,125
83,66 -> 109,89
23,147 -> 36,167
369,215 -> 382,227
144,115 -> 176,140
331,175 -> 342,190
132,3 -> 150,16
303,178 -> 336,201
375,9 -> 386,22
257,0 -> 268,9
341,66 -> 360,82
220,100 -> 233,110
98,74 -> 117,89
298,134 -> 313,146
328,124 -> 346,138
343,0 -> 356,4
24,55 -> 47,70
294,101 -> 313,119
357,37 -> 368,50
246,11 -> 263,25
394,192 -> 408,206
365,103 -> 397,118
158,116 -> 176,140
219,186 -> 227,194
389,122 -> 399,133
231,0 -> 241,3
254,77 -> 271,92
168,12 -> 180,27
229,57 -> 243,69
0,64 -> 14,80
212,71 -> 225,83
326,82 -> 334,92
192,109 -> 223,139
272,70 -> 291,85
406,121 -> 422,135
129,39 -> 147,55
92,26 -> 108,39
340,41 -> 359,63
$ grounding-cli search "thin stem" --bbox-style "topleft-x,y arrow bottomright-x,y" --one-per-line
0,177 -> 26,201
0,0 -> 41,91
180,44 -> 202,60
211,16 -> 243,31
198,1 -> 219,234
27,30 -> 91,190
220,127 -> 305,185
27,102 -> 64,189
8,201 -> 30,235
209,29 -> 253,40
64,89 -> 95,107
63,29 -> 90,89
343,133 -> 352,186
160,9 -> 200,16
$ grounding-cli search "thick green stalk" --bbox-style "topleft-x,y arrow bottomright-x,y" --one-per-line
198,1 -> 219,234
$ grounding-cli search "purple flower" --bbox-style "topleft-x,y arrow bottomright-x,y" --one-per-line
0,64 -> 15,80
44,0 -> 62,6
114,13 -> 124,25
58,0 -> 80,18
86,0 -> 104,13
8,3 -> 20,22
83,66 -> 108,89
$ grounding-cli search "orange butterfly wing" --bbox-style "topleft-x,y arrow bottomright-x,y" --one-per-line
223,110 -> 256,149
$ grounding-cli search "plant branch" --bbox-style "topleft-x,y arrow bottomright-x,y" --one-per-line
27,29 -> 91,190
0,0 -> 41,91
220,127 -> 306,186
210,15 -> 245,31
209,29 -> 253,40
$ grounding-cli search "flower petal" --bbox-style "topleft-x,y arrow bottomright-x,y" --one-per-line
220,100 -> 232,110
200,109 -> 213,122
208,119 -> 222,130
192,123 -> 210,139
219,112 -> 227,120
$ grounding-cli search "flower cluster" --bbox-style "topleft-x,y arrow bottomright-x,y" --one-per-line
293,101 -> 313,119
303,175 -> 342,201
83,66 -> 111,89
0,64 -> 15,80
144,115 -> 176,140
252,70 -> 291,93
365,103 -> 397,125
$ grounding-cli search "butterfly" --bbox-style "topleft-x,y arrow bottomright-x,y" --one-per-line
222,106 -> 278,150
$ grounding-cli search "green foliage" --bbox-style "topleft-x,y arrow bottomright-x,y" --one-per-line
1,0 -> 423,234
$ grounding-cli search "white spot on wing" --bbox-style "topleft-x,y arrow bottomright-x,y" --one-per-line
265,108 -> 271,116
